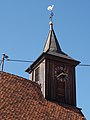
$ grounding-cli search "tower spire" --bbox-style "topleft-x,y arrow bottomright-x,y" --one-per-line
43,5 -> 62,53
26,4 -> 80,108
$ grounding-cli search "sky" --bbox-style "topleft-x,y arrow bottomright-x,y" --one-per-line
0,0 -> 90,119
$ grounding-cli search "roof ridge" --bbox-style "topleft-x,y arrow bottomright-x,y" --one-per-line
0,71 -> 41,89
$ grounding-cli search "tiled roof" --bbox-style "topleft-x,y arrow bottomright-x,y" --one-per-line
0,72 -> 86,120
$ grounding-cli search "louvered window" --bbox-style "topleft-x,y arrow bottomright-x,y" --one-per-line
56,80 -> 65,103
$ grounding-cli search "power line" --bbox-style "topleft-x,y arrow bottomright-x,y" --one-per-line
78,64 -> 90,67
6,59 -> 33,63
0,58 -> 90,66
5,59 -> 90,67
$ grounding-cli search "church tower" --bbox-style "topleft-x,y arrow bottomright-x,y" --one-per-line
25,10 -> 80,106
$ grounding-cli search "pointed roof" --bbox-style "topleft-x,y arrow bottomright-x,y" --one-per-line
43,21 -> 80,63
43,21 -> 62,53
25,21 -> 80,73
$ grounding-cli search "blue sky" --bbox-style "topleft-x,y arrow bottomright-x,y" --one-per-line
0,0 -> 90,119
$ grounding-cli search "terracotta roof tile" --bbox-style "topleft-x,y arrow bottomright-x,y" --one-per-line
0,72 -> 86,120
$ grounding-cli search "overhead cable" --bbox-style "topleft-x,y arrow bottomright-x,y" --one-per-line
0,58 -> 90,67
6,59 -> 33,63
78,64 -> 90,67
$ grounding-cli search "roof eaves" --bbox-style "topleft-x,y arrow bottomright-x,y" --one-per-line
47,51 -> 80,66
25,52 -> 46,73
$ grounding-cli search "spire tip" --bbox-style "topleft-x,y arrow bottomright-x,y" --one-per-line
47,5 -> 54,22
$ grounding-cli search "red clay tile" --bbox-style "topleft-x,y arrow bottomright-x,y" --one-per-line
0,72 -> 86,120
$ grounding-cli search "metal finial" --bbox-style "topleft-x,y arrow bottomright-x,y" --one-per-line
47,5 -> 54,22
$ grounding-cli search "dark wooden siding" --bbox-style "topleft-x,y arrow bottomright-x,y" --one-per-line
45,58 -> 76,106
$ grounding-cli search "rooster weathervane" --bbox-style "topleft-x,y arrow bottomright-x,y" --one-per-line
47,5 -> 54,21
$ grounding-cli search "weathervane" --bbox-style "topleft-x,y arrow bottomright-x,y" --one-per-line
47,5 -> 54,22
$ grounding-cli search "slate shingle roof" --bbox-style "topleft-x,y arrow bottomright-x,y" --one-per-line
0,72 -> 86,120
43,24 -> 62,53
43,21 -> 79,63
